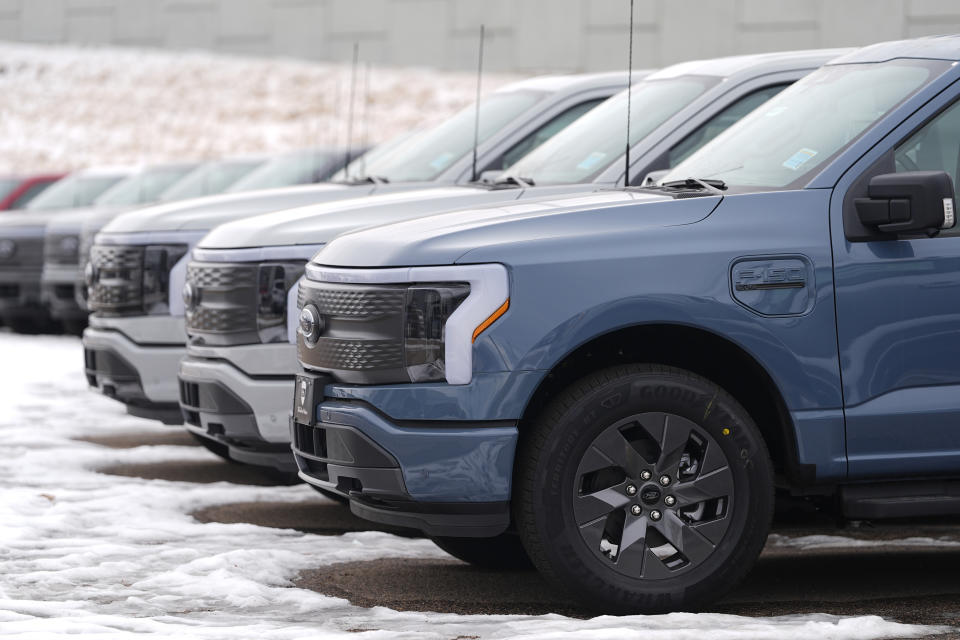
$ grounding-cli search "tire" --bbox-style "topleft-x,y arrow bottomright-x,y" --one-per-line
431,533 -> 533,570
514,364 -> 774,613
60,316 -> 88,336
5,314 -> 58,334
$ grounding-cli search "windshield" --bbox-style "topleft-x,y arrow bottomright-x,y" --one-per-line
500,76 -> 719,185
0,178 -> 20,202
26,173 -> 125,210
94,165 -> 196,206
226,151 -> 341,192
332,89 -> 545,183
660,59 -> 951,190
159,160 -> 263,201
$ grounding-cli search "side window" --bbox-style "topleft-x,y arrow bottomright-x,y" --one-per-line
666,84 -> 790,168
496,99 -> 605,171
8,182 -> 51,209
894,100 -> 960,236
895,99 -> 960,185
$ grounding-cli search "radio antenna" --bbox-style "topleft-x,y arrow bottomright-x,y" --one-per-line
359,61 -> 371,180
330,78 -> 341,163
471,24 -> 485,182
344,42 -> 360,180
624,0 -> 635,187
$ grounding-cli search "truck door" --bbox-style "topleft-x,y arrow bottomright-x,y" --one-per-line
833,91 -> 960,478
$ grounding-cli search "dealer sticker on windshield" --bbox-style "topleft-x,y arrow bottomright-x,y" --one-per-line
429,152 -> 455,171
782,148 -> 818,170
576,151 -> 607,171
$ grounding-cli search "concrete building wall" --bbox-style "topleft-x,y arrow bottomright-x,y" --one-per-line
1,0 -> 959,72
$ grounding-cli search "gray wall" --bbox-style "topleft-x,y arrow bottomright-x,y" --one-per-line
2,0 -> 960,73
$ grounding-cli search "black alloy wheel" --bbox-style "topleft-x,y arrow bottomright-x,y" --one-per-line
515,364 -> 774,613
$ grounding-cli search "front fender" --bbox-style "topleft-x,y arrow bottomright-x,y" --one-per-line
482,189 -> 842,415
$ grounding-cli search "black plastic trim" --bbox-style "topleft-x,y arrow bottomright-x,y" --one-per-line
324,397 -> 517,431
841,479 -> 960,519
349,497 -> 510,538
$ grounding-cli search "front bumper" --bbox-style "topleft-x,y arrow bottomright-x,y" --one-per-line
41,263 -> 84,321
82,324 -> 184,424
292,398 -> 517,537
178,353 -> 296,472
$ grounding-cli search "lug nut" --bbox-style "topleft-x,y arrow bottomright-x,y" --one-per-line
625,484 -> 637,496
659,475 -> 672,487
650,509 -> 662,521
664,495 -> 676,507
640,470 -> 652,481
630,504 -> 642,516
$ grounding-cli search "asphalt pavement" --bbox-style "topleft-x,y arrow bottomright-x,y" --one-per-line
95,430 -> 960,637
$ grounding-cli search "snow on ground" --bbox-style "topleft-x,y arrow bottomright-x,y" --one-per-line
0,42 -> 519,173
768,534 -> 960,551
0,332 -> 951,639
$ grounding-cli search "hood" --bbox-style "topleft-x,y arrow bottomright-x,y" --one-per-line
100,183 -> 367,234
316,190 -> 722,268
0,206 -> 84,235
196,184 -> 598,250
99,182 -> 451,235
45,205 -> 132,235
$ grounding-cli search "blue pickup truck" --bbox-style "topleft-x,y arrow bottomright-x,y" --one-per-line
291,36 -> 960,612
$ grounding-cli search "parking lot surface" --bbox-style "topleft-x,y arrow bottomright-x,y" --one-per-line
1,334 -> 955,640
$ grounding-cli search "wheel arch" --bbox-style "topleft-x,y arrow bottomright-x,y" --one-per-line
515,322 -> 816,487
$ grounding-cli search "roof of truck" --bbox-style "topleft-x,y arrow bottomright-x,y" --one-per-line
830,34 -> 960,64
648,48 -> 852,81
495,70 -> 647,93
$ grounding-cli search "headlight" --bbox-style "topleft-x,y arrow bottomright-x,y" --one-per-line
0,239 -> 16,260
404,285 -> 470,382
142,245 -> 189,315
257,261 -> 306,344
298,263 -> 509,385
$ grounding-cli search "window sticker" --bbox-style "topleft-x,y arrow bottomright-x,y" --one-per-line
429,152 -> 455,171
576,151 -> 607,171
782,148 -> 818,170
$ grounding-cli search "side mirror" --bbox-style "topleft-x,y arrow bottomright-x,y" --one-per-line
855,171 -> 955,237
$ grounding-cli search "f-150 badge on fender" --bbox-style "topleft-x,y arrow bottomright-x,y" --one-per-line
731,256 -> 814,317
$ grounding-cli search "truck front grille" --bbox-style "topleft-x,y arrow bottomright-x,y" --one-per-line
87,245 -> 144,315
44,233 -> 80,266
76,231 -> 95,307
0,234 -> 44,269
297,279 -> 409,384
185,262 -> 260,345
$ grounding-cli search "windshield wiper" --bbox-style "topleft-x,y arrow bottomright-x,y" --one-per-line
341,175 -> 390,185
491,175 -> 535,189
659,177 -> 727,194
